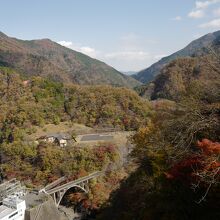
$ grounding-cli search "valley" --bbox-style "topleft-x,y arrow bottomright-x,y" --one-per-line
0,28 -> 219,220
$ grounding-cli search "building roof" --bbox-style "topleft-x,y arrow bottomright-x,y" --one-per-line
3,195 -> 24,208
0,205 -> 16,219
0,195 -> 26,219
38,133 -> 71,141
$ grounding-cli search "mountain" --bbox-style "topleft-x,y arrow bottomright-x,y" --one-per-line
123,71 -> 137,75
151,56 -> 220,100
135,31 -> 220,100
0,31 -> 141,88
133,30 -> 220,83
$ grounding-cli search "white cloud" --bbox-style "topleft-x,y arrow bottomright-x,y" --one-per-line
213,7 -> 220,16
188,0 -> 220,19
100,33 -> 161,71
172,16 -> 182,21
199,18 -> 220,28
58,41 -> 73,47
103,51 -> 167,71
79,47 -> 98,58
188,9 -> 205,18
57,35 -> 165,71
57,41 -> 98,58
196,0 -> 220,9
196,1 -> 212,9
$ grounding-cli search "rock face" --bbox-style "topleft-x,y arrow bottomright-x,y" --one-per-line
0,31 -> 141,88
133,30 -> 220,83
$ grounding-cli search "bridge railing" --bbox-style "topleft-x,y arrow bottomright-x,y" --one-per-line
43,176 -> 67,191
45,171 -> 103,194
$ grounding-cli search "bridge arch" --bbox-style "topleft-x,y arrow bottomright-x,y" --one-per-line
55,184 -> 88,207
41,171 -> 103,207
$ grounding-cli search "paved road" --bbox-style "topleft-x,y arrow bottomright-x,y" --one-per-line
80,134 -> 113,142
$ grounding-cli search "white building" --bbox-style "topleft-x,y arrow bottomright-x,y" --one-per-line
0,195 -> 26,220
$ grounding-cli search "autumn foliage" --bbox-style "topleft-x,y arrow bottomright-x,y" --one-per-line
166,139 -> 220,188
197,139 -> 220,155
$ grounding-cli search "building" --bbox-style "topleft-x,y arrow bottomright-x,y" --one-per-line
0,179 -> 26,220
37,133 -> 72,147
0,195 -> 26,220
0,179 -> 25,203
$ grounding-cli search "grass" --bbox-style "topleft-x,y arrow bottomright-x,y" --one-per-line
27,122 -> 93,140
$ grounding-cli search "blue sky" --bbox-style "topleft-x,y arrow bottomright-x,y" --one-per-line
1,0 -> 220,71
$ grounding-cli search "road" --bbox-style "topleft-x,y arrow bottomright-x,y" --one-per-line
80,134 -> 113,142
75,131 -> 132,145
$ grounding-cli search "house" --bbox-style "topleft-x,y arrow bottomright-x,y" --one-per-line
38,133 -> 72,147
0,195 -> 26,220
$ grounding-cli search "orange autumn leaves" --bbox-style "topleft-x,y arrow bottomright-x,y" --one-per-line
197,139 -> 220,155
166,139 -> 220,186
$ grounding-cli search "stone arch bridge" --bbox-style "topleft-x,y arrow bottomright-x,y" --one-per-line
39,171 -> 102,206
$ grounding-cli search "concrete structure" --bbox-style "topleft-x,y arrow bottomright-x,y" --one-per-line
23,193 -> 67,220
0,180 -> 25,204
0,195 -> 26,220
40,171 -> 103,206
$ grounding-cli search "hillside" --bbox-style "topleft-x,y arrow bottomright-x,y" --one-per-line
0,31 -> 140,88
98,56 -> 220,220
151,57 -> 220,100
133,30 -> 220,83
0,66 -> 150,137
135,31 -> 220,101
137,56 -> 220,101
0,66 -> 150,212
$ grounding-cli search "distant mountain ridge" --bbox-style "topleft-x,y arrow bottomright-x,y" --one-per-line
0,31 -> 141,88
123,71 -> 137,76
136,33 -> 220,100
133,30 -> 220,83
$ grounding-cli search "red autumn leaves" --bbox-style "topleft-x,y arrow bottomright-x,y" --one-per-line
166,139 -> 220,186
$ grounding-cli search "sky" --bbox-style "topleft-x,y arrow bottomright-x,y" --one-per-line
1,0 -> 220,72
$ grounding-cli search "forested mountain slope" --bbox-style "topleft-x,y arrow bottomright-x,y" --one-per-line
0,66 -> 150,143
0,66 -> 150,212
133,30 -> 220,83
136,34 -> 220,101
98,53 -> 220,220
0,31 -> 140,88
